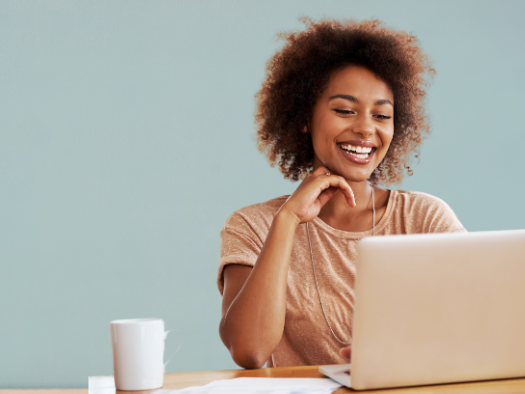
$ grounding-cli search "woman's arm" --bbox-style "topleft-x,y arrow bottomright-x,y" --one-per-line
219,209 -> 300,368
219,166 -> 355,369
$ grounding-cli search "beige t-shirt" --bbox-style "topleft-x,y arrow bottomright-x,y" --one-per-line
218,190 -> 465,367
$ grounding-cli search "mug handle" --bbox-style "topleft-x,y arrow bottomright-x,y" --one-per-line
164,328 -> 183,369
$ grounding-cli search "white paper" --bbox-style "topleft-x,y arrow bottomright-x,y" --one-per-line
88,376 -> 116,394
154,377 -> 342,394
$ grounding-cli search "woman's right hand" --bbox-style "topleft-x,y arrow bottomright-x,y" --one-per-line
279,166 -> 356,224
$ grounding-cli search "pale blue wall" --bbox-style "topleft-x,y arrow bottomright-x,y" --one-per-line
1,0 -> 524,388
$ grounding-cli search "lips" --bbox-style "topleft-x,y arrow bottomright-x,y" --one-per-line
336,140 -> 377,165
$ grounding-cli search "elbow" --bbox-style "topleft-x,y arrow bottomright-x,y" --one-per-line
230,345 -> 269,369
219,321 -> 275,369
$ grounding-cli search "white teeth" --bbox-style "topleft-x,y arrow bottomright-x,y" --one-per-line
340,144 -> 373,156
352,153 -> 367,159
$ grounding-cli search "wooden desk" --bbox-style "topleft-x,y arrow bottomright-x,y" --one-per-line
161,366 -> 525,393
3,366 -> 525,394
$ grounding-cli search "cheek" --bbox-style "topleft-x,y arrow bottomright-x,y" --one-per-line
376,128 -> 394,161
380,127 -> 395,150
311,114 -> 337,151
311,132 -> 332,163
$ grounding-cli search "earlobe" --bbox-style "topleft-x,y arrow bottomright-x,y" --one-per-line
303,120 -> 311,133
303,116 -> 311,134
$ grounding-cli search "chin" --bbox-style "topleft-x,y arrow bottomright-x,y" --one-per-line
322,159 -> 377,182
335,162 -> 380,183
341,171 -> 373,183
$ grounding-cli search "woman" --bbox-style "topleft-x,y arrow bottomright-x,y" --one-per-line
217,18 -> 465,370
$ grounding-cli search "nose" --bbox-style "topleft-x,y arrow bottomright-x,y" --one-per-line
352,113 -> 375,138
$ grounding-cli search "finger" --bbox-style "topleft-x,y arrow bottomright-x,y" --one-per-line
319,175 -> 355,207
340,346 -> 351,361
312,166 -> 331,176
317,186 -> 337,207
346,186 -> 356,208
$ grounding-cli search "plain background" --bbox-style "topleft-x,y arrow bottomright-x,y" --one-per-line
1,0 -> 524,388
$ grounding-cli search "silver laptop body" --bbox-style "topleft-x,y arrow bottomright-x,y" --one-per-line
320,229 -> 525,390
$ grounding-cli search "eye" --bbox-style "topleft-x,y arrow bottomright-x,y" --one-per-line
374,114 -> 392,120
333,109 -> 355,115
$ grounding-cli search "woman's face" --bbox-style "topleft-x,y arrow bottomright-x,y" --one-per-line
309,65 -> 394,183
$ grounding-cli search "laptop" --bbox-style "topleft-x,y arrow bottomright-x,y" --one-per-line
320,229 -> 525,390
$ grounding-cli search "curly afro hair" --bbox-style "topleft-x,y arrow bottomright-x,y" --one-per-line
255,17 -> 435,185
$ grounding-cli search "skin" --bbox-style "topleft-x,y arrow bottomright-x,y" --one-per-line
219,65 -> 395,369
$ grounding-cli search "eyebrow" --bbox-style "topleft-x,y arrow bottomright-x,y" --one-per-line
328,94 -> 393,107
374,98 -> 394,106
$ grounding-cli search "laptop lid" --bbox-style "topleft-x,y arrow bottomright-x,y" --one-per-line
350,230 -> 525,390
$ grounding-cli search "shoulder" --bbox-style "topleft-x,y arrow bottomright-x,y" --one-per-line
390,190 -> 465,233
394,190 -> 452,211
223,195 -> 289,234
218,196 -> 289,294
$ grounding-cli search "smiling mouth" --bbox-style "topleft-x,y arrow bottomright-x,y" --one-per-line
337,143 -> 376,159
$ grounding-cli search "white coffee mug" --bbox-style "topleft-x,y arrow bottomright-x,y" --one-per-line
110,318 -> 168,391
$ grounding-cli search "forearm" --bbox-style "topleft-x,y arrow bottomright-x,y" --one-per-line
219,209 -> 300,368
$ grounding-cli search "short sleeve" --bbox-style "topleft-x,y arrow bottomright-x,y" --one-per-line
217,212 -> 264,295
403,191 -> 466,234
427,199 -> 466,233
